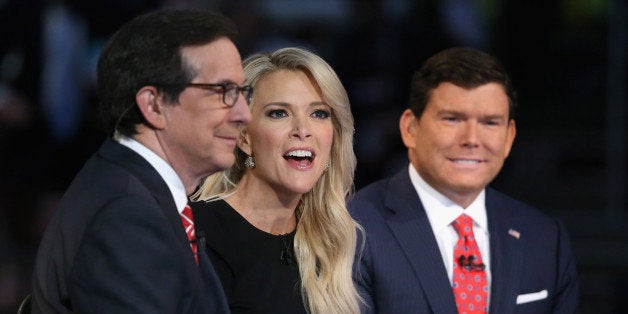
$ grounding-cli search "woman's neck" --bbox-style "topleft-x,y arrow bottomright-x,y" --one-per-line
226,176 -> 301,235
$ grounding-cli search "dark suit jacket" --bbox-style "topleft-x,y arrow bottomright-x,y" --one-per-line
348,168 -> 579,314
32,139 -> 229,313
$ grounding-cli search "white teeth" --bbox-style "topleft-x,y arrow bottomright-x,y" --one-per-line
286,150 -> 313,157
453,159 -> 479,164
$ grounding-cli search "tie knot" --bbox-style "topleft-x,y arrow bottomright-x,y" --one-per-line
452,214 -> 474,237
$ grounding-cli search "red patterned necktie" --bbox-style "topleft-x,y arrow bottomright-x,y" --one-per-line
452,214 -> 488,313
180,204 -> 198,265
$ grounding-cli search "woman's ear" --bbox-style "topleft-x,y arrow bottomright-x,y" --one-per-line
238,127 -> 252,155
136,86 -> 167,130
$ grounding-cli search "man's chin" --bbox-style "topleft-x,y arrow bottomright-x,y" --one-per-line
207,156 -> 236,174
449,182 -> 490,197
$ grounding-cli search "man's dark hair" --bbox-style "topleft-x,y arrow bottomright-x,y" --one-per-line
97,9 -> 237,137
408,47 -> 517,119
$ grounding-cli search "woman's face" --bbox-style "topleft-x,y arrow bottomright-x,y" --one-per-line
241,69 -> 333,197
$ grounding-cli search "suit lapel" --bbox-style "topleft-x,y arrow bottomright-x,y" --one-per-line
197,247 -> 229,312
98,142 -> 208,274
98,139 -> 188,245
98,139 -> 229,311
486,189 -> 525,314
384,170 -> 458,313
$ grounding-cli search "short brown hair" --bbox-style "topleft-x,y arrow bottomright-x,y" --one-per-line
408,47 -> 517,119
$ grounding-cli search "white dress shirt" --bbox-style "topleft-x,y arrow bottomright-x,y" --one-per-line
116,135 -> 188,214
407,164 -> 492,291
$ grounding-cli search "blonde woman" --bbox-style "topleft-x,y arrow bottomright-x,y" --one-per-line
191,47 -> 361,313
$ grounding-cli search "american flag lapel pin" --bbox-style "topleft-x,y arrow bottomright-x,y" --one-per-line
508,228 -> 520,239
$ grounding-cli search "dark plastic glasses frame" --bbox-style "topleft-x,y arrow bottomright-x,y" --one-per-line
187,82 -> 253,107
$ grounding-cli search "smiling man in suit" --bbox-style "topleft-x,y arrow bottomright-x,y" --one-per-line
349,47 -> 579,313
31,9 -> 252,313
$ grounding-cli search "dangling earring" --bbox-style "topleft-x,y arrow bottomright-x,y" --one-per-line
244,155 -> 255,168
324,160 -> 330,171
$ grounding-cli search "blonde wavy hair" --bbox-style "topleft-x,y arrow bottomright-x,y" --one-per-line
193,47 -> 361,313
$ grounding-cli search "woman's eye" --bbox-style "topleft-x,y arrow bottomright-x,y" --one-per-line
311,109 -> 330,119
268,109 -> 288,119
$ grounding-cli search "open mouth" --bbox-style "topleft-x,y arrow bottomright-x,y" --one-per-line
284,149 -> 315,168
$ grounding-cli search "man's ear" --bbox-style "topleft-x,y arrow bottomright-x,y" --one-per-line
399,109 -> 418,149
238,127 -> 252,155
136,86 -> 167,130
503,119 -> 517,158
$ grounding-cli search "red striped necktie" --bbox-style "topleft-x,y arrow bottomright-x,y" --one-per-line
180,204 -> 198,265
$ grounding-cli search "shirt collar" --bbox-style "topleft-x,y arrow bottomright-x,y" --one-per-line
408,163 -> 488,232
116,134 -> 188,214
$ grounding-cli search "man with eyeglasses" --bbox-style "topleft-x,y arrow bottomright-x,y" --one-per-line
31,9 -> 251,313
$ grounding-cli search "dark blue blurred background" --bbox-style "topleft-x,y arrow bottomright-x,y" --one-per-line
1,0 -> 625,312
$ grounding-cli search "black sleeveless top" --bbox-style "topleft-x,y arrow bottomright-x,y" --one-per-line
191,199 -> 306,314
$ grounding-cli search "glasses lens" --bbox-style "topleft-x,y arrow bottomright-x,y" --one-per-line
221,83 -> 236,107
220,84 -> 254,107
243,86 -> 253,104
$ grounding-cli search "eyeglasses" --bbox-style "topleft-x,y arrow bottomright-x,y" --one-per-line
186,82 -> 253,107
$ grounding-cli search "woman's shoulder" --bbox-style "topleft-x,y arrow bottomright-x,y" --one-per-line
190,198 -> 235,230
